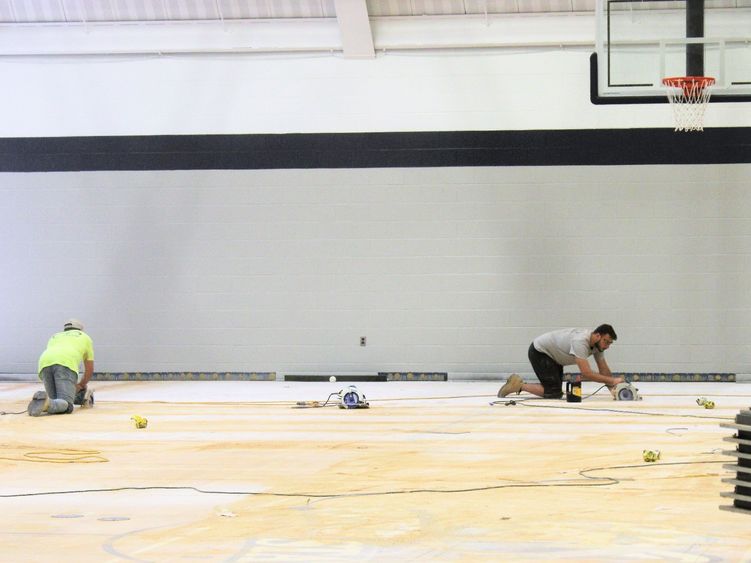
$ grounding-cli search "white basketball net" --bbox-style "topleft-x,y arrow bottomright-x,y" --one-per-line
663,76 -> 715,132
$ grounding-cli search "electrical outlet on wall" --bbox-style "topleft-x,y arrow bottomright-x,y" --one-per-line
360,336 -> 367,347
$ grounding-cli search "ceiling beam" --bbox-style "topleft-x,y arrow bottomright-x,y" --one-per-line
334,0 -> 375,58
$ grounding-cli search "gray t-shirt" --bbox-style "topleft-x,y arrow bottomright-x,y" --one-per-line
533,328 -> 603,367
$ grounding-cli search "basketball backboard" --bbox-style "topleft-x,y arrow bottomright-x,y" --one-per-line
592,0 -> 751,104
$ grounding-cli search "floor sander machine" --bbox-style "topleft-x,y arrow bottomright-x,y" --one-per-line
566,377 -> 642,402
294,384 -> 370,409
337,385 -> 369,409
611,381 -> 642,401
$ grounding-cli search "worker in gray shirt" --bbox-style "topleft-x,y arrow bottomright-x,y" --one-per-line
498,324 -> 624,399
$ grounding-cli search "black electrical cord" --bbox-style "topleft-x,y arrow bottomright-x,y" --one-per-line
583,384 -> 609,399
293,392 -> 341,408
493,384 -> 734,420
0,459 -> 726,499
579,459 -> 725,480
516,401 -> 733,420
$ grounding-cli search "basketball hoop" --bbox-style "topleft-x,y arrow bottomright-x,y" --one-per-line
662,76 -> 715,132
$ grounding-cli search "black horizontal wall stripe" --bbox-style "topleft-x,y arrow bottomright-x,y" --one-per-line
0,128 -> 749,172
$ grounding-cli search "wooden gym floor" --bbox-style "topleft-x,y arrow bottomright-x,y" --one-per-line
1,380 -> 750,561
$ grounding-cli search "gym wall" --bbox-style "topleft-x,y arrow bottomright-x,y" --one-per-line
0,25 -> 748,377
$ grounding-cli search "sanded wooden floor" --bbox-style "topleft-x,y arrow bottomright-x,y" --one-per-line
1,380 -> 750,561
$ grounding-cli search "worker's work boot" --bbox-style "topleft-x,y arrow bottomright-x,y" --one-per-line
497,374 -> 523,398
28,391 -> 50,416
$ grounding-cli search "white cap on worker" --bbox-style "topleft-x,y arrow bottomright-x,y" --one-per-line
64,318 -> 84,331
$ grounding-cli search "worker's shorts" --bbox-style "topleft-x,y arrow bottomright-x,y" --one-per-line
528,343 -> 564,399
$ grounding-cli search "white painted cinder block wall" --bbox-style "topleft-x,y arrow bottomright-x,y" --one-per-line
2,165 -> 749,376
0,24 -> 749,376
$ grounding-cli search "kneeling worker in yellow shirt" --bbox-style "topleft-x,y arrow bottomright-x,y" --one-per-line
28,319 -> 95,416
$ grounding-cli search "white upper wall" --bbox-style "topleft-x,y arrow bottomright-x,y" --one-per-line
0,12 -> 747,137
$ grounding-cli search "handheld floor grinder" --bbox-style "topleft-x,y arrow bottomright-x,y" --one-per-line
338,385 -> 370,409
612,382 -> 642,401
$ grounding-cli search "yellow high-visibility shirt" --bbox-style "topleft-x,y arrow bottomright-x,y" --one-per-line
38,330 -> 94,377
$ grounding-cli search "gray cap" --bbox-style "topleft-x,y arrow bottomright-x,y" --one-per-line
64,319 -> 84,331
